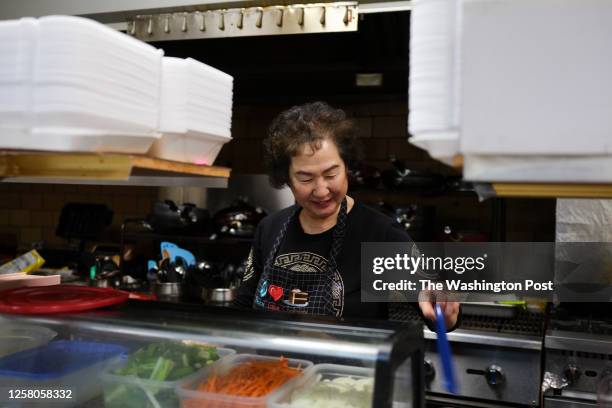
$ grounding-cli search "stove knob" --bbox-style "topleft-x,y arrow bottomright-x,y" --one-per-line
485,364 -> 505,386
424,359 -> 436,382
564,364 -> 581,385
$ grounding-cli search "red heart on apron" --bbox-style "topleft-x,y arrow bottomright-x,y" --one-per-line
268,285 -> 284,302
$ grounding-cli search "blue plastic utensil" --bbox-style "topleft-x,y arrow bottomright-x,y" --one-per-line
435,304 -> 458,394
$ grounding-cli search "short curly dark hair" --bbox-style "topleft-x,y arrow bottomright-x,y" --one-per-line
263,102 -> 363,188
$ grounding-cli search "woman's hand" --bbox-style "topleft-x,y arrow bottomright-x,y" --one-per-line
419,300 -> 460,330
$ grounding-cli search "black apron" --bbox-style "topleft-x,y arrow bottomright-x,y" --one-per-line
252,198 -> 348,317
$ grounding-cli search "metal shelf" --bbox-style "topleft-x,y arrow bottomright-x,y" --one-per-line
0,151 -> 230,187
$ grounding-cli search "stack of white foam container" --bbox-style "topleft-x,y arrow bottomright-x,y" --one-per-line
409,0 -> 612,182
408,0 -> 462,166
150,57 -> 233,165
0,16 -> 162,153
460,0 -> 612,182
0,18 -> 36,138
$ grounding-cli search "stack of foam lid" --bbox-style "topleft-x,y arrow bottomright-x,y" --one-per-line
150,57 -> 233,165
0,15 -> 162,154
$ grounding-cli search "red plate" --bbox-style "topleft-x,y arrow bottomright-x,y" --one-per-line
0,285 -> 130,314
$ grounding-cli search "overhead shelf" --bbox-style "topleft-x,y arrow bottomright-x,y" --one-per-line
449,155 -> 612,198
490,183 -> 612,199
0,151 -> 230,187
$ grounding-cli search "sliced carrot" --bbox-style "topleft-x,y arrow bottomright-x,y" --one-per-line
194,356 -> 302,398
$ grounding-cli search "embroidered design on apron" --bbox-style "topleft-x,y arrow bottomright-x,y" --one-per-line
253,199 -> 348,317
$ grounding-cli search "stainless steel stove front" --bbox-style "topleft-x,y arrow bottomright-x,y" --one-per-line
543,330 -> 612,408
390,304 -> 545,407
424,329 -> 542,407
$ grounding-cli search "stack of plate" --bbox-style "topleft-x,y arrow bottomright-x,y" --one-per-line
0,15 -> 162,154
150,57 -> 233,165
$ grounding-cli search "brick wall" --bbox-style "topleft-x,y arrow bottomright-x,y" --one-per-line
216,101 -> 456,175
0,184 -> 158,251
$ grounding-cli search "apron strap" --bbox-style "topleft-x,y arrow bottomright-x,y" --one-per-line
327,198 -> 348,273
263,205 -> 299,270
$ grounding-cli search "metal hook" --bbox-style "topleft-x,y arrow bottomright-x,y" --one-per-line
197,11 -> 206,31
297,7 -> 305,26
219,11 -> 225,31
147,17 -> 153,35
237,9 -> 244,29
181,12 -> 188,32
343,7 -> 351,25
320,6 -> 326,26
276,8 -> 284,27
255,7 -> 263,28
164,15 -> 170,33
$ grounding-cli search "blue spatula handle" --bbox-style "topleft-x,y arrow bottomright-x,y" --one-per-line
435,303 -> 458,394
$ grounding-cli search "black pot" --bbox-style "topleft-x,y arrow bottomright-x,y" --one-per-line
381,157 -> 446,195
213,199 -> 267,238
147,201 -> 212,234
348,165 -> 382,190
377,202 -> 435,241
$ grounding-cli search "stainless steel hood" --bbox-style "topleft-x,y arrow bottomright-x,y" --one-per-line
0,0 -> 412,23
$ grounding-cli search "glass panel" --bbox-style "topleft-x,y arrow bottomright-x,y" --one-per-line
392,355 -> 414,408
0,305 -> 422,408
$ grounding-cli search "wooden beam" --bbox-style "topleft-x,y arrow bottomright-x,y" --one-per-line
0,151 -> 230,181
492,183 -> 612,198
131,155 -> 230,178
451,154 -> 464,169
0,153 -> 133,179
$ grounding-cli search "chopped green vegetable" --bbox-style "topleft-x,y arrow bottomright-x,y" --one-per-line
105,342 -> 224,408
113,341 -> 221,381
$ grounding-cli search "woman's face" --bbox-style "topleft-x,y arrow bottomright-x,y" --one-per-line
288,138 -> 349,221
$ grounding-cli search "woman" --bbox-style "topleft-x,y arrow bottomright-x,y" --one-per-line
234,102 -> 459,329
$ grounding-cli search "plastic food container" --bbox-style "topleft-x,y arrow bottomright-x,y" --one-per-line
0,15 -> 162,154
152,56 -> 232,164
268,364 -> 375,408
0,340 -> 127,407
177,354 -> 313,408
148,131 -> 231,165
0,323 -> 56,358
0,17 -> 36,131
102,347 -> 235,408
